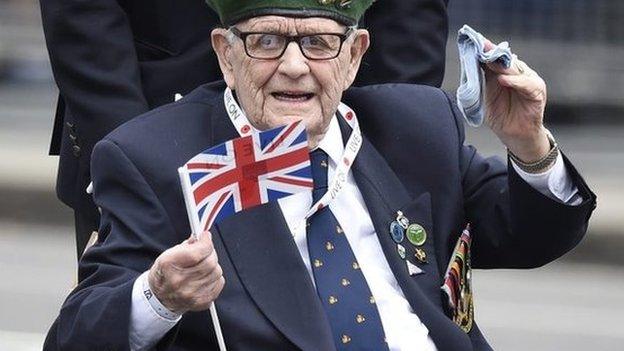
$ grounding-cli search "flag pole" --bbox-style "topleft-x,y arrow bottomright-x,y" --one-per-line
178,167 -> 227,351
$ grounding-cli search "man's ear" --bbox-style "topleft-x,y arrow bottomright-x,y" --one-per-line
211,28 -> 236,88
343,29 -> 370,89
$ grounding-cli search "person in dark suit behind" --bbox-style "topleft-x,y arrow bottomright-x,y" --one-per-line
44,1 -> 596,350
357,0 -> 449,87
40,0 -> 222,258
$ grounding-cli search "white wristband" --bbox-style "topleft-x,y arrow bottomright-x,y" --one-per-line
141,272 -> 181,321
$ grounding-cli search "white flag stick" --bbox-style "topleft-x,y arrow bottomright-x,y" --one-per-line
178,167 -> 228,351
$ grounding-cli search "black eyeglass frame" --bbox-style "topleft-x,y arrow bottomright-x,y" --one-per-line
229,27 -> 355,61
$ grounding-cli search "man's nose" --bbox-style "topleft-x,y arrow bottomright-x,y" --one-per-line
277,41 -> 310,78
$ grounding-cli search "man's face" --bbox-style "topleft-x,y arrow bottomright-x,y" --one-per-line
212,16 -> 369,146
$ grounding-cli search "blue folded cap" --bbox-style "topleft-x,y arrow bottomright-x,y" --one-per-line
456,25 -> 513,127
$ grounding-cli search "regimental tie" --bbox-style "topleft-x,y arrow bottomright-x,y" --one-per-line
306,149 -> 388,350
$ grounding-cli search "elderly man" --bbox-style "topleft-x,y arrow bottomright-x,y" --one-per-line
44,1 -> 596,350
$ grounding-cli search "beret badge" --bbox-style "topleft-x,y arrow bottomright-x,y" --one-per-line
318,0 -> 353,9
206,0 -> 374,26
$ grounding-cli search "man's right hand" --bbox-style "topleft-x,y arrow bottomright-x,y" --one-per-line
148,231 -> 225,314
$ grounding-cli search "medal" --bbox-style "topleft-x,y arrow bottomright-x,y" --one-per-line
396,210 -> 409,229
397,244 -> 406,260
390,210 -> 409,244
406,260 -> 423,276
406,223 -> 427,246
414,248 -> 428,263
441,224 -> 474,333
389,221 -> 405,243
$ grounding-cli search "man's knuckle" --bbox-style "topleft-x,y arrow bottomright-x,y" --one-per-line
216,277 -> 226,290
188,250 -> 205,265
205,268 -> 221,285
212,278 -> 225,297
214,264 -> 223,278
207,252 -> 219,267
203,239 -> 215,255
161,259 -> 178,275
156,254 -> 172,268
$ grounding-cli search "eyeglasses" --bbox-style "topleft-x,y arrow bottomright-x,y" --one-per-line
229,27 -> 355,60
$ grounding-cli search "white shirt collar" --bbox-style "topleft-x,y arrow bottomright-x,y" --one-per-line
315,115 -> 345,166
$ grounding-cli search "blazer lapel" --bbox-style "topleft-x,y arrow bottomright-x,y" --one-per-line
216,203 -> 335,351
340,118 -> 471,350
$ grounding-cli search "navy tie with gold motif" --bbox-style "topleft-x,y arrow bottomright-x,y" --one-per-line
307,149 -> 388,350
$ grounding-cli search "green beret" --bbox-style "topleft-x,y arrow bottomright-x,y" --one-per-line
206,0 -> 375,26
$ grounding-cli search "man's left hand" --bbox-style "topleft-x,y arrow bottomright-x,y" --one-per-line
483,41 -> 550,163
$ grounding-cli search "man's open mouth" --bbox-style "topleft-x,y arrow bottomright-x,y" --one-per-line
271,92 -> 315,102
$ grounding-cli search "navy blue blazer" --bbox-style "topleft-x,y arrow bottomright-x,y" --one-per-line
44,82 -> 596,350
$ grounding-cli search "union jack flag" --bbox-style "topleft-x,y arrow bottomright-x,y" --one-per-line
178,121 -> 312,233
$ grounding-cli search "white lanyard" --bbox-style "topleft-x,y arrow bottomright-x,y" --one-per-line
223,88 -> 363,219
224,87 -> 256,136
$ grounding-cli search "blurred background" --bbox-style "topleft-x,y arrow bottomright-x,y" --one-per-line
0,0 -> 622,350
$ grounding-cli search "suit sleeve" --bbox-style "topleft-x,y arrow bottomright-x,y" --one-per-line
40,0 -> 149,157
43,139 -> 183,350
444,93 -> 597,269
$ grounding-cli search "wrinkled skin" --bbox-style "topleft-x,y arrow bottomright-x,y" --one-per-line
211,16 -> 370,148
483,41 -> 550,163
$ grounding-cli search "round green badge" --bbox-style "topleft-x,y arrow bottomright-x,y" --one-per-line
406,224 -> 427,246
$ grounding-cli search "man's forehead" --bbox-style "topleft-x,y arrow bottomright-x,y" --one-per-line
237,16 -> 345,33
